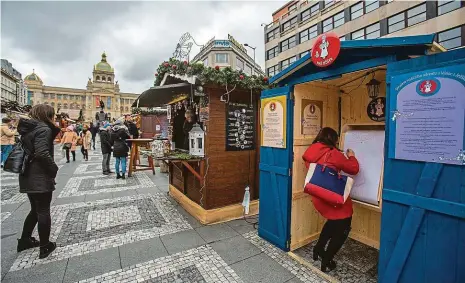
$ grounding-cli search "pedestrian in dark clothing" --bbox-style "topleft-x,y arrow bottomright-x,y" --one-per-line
111,119 -> 130,179
182,110 -> 195,150
89,122 -> 98,150
100,123 -> 113,175
17,104 -> 60,259
124,115 -> 139,149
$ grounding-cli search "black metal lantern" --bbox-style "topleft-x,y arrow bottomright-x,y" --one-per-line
366,76 -> 381,99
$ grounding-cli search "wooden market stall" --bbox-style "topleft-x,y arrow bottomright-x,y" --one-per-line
258,34 -> 465,283
135,60 -> 271,224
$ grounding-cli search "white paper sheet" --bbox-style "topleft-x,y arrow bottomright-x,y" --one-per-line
343,130 -> 385,205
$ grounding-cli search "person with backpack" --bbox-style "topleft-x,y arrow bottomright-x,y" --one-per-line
60,125 -> 78,163
1,117 -> 17,167
99,122 -> 113,175
110,119 -> 130,179
16,104 -> 60,259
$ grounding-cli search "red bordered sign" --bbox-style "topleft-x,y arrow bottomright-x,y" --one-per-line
311,33 -> 341,68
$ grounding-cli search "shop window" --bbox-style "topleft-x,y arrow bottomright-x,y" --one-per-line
266,46 -> 279,60
301,4 -> 319,22
280,36 -> 296,51
267,65 -> 279,77
438,1 -> 462,16
281,56 -> 296,70
438,26 -> 463,50
282,17 -> 298,32
351,22 -> 380,40
215,53 -> 229,63
236,57 -> 244,71
267,28 -> 279,42
323,11 -> 344,32
300,25 -> 318,43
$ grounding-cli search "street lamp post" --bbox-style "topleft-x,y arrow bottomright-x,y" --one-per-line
244,43 -> 256,76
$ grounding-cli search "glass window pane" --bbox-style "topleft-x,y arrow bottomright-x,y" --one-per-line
334,18 -> 345,28
215,53 -> 228,63
438,27 -> 461,41
407,4 -> 426,18
339,36 -> 346,41
366,22 -> 380,34
334,11 -> 344,20
408,13 -> 426,26
311,4 -> 319,15
352,29 -> 365,40
352,9 -> 364,20
365,0 -> 379,13
351,2 -> 364,19
441,37 -> 462,49
389,21 -> 405,33
388,13 -> 404,25
366,29 -> 380,39
325,0 -> 334,8
438,1 -> 462,15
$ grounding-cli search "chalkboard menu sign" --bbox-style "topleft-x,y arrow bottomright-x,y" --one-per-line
226,102 -> 255,151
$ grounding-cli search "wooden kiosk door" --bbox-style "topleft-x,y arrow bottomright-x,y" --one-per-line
379,49 -> 465,283
258,86 -> 294,251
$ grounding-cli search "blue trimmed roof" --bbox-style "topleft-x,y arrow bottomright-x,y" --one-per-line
270,34 -> 438,85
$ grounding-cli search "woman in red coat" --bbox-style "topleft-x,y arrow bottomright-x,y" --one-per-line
302,127 -> 359,272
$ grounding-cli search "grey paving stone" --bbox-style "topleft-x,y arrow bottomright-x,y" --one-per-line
2,258 -> 68,283
119,237 -> 168,268
52,195 -> 86,205
210,235 -> 262,265
175,205 -> 203,229
231,253 -> 295,283
226,218 -> 258,235
1,249 -> 17,280
160,229 -> 206,254
84,192 -> 114,202
195,223 -> 239,243
1,219 -> 24,237
1,231 -> 20,252
0,202 -> 22,212
285,277 -> 305,283
63,247 -> 121,283
112,189 -> 138,198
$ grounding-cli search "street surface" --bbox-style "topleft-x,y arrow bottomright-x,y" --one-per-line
1,142 -> 328,283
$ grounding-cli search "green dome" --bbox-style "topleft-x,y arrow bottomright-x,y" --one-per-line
94,52 -> 114,72
25,70 -> 43,84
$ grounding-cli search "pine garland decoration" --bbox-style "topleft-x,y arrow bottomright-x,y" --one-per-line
153,58 -> 271,89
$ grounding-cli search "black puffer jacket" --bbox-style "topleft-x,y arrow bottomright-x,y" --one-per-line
18,118 -> 60,193
125,121 -> 139,139
111,126 -> 130,157
100,129 -> 112,154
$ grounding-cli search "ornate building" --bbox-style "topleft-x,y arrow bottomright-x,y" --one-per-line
25,52 -> 138,120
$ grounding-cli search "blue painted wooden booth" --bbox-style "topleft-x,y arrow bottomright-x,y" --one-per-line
258,34 -> 465,283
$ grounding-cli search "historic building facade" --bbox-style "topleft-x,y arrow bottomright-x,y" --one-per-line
1,59 -> 28,106
25,52 -> 138,120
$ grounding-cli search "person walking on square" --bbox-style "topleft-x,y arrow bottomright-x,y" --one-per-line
111,119 -> 130,179
60,125 -> 78,163
80,125 -> 92,161
1,117 -> 17,167
100,122 -> 113,175
302,127 -> 360,272
17,104 -> 60,259
89,122 -> 98,150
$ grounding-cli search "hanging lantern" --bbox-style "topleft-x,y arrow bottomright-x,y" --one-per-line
189,123 -> 205,157
366,76 -> 381,99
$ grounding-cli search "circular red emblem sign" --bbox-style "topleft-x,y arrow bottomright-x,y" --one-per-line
311,33 -> 341,68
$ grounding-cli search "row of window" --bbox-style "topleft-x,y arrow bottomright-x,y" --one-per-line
32,101 -> 133,112
41,94 -> 135,104
236,57 -> 253,75
95,76 -> 112,82
267,1 -> 464,62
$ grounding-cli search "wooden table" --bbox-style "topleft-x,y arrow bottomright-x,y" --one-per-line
127,138 -> 155,177
156,157 -> 205,187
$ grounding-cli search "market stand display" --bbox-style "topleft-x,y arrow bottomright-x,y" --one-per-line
258,33 -> 465,282
135,59 -> 270,224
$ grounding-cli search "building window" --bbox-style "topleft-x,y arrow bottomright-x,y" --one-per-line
57,94 -> 62,100
203,58 -> 208,65
266,46 -> 279,60
96,76 -> 100,81
301,4 -> 319,22
339,35 -> 346,41
438,1 -> 461,16
267,28 -> 279,42
236,58 -> 244,71
323,11 -> 345,32
365,0 -> 380,14
102,76 -> 106,81
82,96 -> 86,101
388,13 -> 405,33
281,56 -> 297,70
50,94 -> 55,99
267,65 -> 279,77
438,26 -> 463,49
282,17 -> 298,32
352,22 -> 380,40
351,1 -> 380,20
108,77 -> 111,82
280,36 -> 297,51
245,65 -> 252,75
300,51 -> 310,58
407,3 -> 426,27
215,53 -> 229,63
324,0 -> 334,9
300,25 -> 318,43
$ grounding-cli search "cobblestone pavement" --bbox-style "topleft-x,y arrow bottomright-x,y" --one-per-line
1,143 -> 328,283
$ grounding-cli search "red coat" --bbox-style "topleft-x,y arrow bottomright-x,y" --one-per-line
302,142 -> 360,220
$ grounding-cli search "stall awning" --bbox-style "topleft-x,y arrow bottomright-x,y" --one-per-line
270,34 -> 443,86
133,83 -> 192,107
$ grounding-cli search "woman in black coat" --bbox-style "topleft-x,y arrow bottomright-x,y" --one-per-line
17,104 -> 60,259
110,119 -> 130,179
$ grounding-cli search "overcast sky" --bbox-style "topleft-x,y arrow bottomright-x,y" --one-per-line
1,1 -> 286,94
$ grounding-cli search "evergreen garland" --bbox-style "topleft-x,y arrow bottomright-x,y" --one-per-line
154,58 -> 272,90
132,107 -> 167,116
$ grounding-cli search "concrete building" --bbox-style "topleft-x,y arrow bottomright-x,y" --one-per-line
1,59 -> 27,105
264,0 -> 465,77
192,35 -> 265,76
25,52 -> 139,120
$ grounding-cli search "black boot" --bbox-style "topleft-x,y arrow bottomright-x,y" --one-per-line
321,259 -> 337,272
313,246 -> 324,261
116,173 -> 121,179
121,173 -> 126,179
39,242 -> 56,259
17,237 -> 40,252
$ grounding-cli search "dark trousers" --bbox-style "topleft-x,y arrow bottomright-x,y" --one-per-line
314,217 -> 352,262
91,135 -> 96,149
65,149 -> 76,162
81,147 -> 88,160
102,153 -> 111,173
21,192 -> 53,246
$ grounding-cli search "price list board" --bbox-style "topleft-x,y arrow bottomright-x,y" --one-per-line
225,103 -> 255,151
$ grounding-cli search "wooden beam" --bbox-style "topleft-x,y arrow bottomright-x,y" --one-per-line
181,161 -> 202,182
